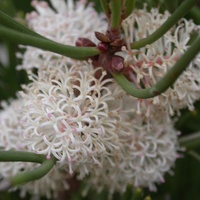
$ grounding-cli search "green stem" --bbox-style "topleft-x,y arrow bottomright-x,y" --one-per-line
109,0 -> 122,30
6,41 -> 18,93
131,0 -> 198,49
11,157 -> 56,186
0,150 -> 45,163
188,150 -> 200,162
187,6 -> 200,25
113,35 -> 200,99
0,151 -> 56,190
0,25 -> 100,59
179,132 -> 200,148
100,0 -> 110,17
6,41 -> 16,68
125,0 -> 136,18
0,10 -> 46,39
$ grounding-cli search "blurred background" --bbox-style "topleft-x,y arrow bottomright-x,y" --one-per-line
0,0 -> 200,199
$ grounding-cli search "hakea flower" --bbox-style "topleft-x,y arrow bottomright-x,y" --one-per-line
86,89 -> 179,195
19,60 -> 121,175
122,7 -> 200,116
17,0 -> 107,70
0,99 -> 69,199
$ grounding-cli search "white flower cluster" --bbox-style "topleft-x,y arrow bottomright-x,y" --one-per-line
84,90 -> 179,195
0,100 -> 69,199
20,62 -> 120,176
87,121 -> 178,195
122,7 -> 200,116
17,0 -> 107,71
1,0 -> 199,199
0,65 -> 179,198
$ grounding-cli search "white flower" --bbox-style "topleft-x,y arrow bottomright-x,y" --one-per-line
0,99 -> 69,199
0,2 -> 185,197
118,117 -> 178,191
122,7 -> 200,116
86,91 -> 179,195
20,60 -> 121,175
17,0 -> 107,71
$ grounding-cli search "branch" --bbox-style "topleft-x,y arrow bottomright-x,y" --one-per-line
0,151 -> 56,191
0,10 -> 46,39
112,35 -> 200,98
0,25 -> 100,59
100,0 -> 110,17
109,0 -> 122,30
131,0 -> 198,49
125,0 -> 136,18
188,150 -> 200,162
11,157 -> 56,187
179,132 -> 200,148
0,150 -> 45,163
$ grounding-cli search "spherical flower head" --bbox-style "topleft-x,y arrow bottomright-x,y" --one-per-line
119,117 -> 178,191
17,0 -> 107,71
20,60 -> 120,175
80,85 -> 179,195
87,103 -> 179,195
0,99 -> 69,199
122,7 -> 200,116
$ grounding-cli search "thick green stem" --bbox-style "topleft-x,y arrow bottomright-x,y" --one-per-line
0,10 -> 46,39
0,150 -> 45,163
125,0 -> 136,18
0,151 -> 56,190
109,0 -> 122,30
5,41 -> 19,94
100,0 -> 110,17
113,35 -> 200,99
0,26 -> 100,59
131,0 -> 198,49
11,157 -> 56,186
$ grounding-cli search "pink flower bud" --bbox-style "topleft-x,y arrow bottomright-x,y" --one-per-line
111,56 -> 125,73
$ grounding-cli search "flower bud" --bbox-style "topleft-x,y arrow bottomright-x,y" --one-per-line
97,42 -> 109,52
111,56 -> 125,73
75,37 -> 96,47
95,31 -> 110,43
